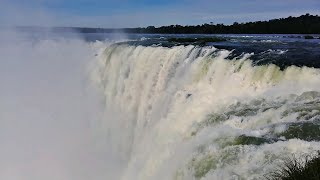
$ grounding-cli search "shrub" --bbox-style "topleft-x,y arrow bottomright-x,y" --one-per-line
265,151 -> 320,180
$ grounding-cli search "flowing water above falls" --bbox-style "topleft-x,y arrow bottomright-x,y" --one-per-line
91,43 -> 320,180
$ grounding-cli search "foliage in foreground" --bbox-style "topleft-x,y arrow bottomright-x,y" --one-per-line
266,151 -> 320,180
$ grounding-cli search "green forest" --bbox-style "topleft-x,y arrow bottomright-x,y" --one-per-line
77,14 -> 320,34
124,13 -> 320,34
19,14 -> 320,34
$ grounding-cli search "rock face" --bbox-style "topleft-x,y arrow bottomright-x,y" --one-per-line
305,35 -> 315,39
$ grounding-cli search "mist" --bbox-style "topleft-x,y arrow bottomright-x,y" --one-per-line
0,30 -> 126,180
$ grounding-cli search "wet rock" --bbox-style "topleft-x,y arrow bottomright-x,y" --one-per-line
295,91 -> 320,102
304,35 -> 314,39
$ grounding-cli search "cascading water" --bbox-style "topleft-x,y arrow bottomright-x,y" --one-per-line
1,30 -> 319,180
92,43 -> 320,180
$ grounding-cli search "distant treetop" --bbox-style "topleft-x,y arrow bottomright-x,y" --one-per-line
121,13 -> 320,34
17,14 -> 320,34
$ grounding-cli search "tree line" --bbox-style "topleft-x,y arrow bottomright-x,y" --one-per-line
122,14 -> 320,34
17,14 -> 320,34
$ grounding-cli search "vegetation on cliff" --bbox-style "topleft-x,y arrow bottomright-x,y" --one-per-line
266,152 -> 320,180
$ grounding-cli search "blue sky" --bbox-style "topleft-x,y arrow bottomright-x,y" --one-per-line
1,0 -> 320,27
